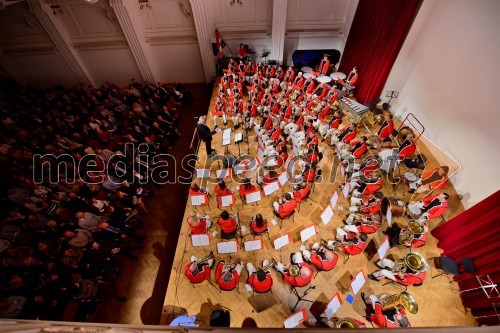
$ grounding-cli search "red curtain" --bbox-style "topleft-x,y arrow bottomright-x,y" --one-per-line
339,0 -> 423,104
431,190 -> 500,326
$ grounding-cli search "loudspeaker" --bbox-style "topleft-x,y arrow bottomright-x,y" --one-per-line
210,309 -> 230,327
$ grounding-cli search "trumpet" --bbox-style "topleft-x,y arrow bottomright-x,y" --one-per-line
194,252 -> 214,265
261,259 -> 276,272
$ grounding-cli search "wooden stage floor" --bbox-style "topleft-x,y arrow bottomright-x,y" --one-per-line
161,84 -> 476,328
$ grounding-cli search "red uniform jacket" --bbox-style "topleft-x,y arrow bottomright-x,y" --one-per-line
277,199 -> 297,217
346,70 -> 358,86
360,178 -> 383,195
351,141 -> 368,159
360,196 -> 381,214
239,184 -> 257,198
310,251 -> 338,271
360,159 -> 379,176
411,232 -> 427,248
422,195 -> 448,219
329,116 -> 342,129
215,186 -> 232,196
250,220 -> 268,234
317,58 -> 330,75
421,169 -> 448,190
339,234 -> 366,256
356,222 -> 379,234
185,262 -> 211,284
215,262 -> 239,291
247,272 -> 273,293
378,120 -> 394,140
371,302 -> 409,328
398,139 -> 417,159
302,169 -> 316,183
303,80 -> 315,94
218,217 -> 237,234
339,126 -> 356,144
293,184 -> 311,203
187,217 -> 208,235
283,263 -> 313,287
395,270 -> 427,286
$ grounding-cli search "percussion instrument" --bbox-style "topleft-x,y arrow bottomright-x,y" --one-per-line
339,97 -> 370,122
377,148 -> 399,173
404,172 -> 418,182
329,72 -> 346,81
303,72 -> 316,79
381,197 -> 406,217
399,220 -> 425,245
301,66 -> 313,73
316,75 -> 332,83
381,292 -> 418,314
336,318 -> 360,328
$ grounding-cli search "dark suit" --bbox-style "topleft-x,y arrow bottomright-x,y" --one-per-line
197,123 -> 217,155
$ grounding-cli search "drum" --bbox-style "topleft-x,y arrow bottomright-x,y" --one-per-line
381,197 -> 405,217
317,75 -> 332,83
303,72 -> 316,79
330,72 -> 346,81
404,172 -> 418,182
301,66 -> 313,73
378,148 -> 398,173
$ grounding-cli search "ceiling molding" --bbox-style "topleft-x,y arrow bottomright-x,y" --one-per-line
3,45 -> 58,56
73,39 -> 129,50
145,35 -> 198,45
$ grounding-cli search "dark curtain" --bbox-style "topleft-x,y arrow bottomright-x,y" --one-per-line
339,0 -> 423,104
431,190 -> 500,326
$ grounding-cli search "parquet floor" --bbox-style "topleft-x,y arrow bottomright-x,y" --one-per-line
161,83 -> 477,328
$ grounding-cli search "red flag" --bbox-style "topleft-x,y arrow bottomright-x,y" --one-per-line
215,29 -> 223,58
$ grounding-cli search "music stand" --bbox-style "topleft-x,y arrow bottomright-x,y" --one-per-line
291,285 -> 316,312
235,132 -> 244,156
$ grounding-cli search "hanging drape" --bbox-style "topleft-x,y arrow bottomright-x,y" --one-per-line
431,190 -> 500,326
339,0 -> 423,104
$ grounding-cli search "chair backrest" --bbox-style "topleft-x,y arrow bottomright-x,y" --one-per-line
461,257 -> 476,274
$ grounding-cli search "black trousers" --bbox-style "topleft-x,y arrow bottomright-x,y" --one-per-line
205,140 -> 213,155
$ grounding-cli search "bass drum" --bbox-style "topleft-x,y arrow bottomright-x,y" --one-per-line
381,197 -> 405,217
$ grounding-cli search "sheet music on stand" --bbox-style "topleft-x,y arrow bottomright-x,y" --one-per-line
234,132 -> 244,144
222,128 -> 232,146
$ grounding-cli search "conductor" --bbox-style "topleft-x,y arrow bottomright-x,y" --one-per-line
197,116 -> 220,156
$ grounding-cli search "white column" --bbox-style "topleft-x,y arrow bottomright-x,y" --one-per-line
190,0 -> 216,82
0,49 -> 27,86
270,0 -> 288,64
110,0 -> 156,83
27,0 -> 94,86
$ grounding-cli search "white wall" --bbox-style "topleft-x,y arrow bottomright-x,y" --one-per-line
382,0 -> 500,208
150,43 -> 205,83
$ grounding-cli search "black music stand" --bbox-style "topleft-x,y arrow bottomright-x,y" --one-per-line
235,132 -> 244,156
291,285 -> 316,312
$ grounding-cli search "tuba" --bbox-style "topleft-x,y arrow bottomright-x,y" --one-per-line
335,317 -> 359,328
381,292 -> 418,314
408,220 -> 424,234
195,252 -> 214,265
404,251 -> 427,272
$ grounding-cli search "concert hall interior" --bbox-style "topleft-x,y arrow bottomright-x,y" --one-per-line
0,0 -> 499,332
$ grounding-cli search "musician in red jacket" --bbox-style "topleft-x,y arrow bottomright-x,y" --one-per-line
246,259 -> 273,293
216,259 -> 243,291
186,211 -> 211,235
217,210 -> 238,239
398,133 -> 417,159
368,257 -> 428,286
349,191 -> 383,214
376,114 -> 394,144
340,136 -> 368,161
302,241 -> 338,271
239,178 -> 258,199
185,253 -> 214,284
361,293 -> 411,328
385,221 -> 428,249
339,66 -> 359,87
418,193 -> 449,221
276,252 -> 313,287
409,166 -> 449,194
331,123 -> 357,147
335,227 -> 367,256
344,213 -> 382,235
249,213 -> 268,234
273,193 -> 297,218
350,171 -> 383,197
293,182 -> 311,203
315,54 -> 331,76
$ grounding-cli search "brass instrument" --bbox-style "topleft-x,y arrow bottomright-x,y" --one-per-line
404,251 -> 427,272
289,264 -> 300,277
381,292 -> 418,314
335,317 -> 359,328
391,252 -> 427,274
261,259 -> 276,272
194,252 -> 214,265
399,220 -> 425,245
